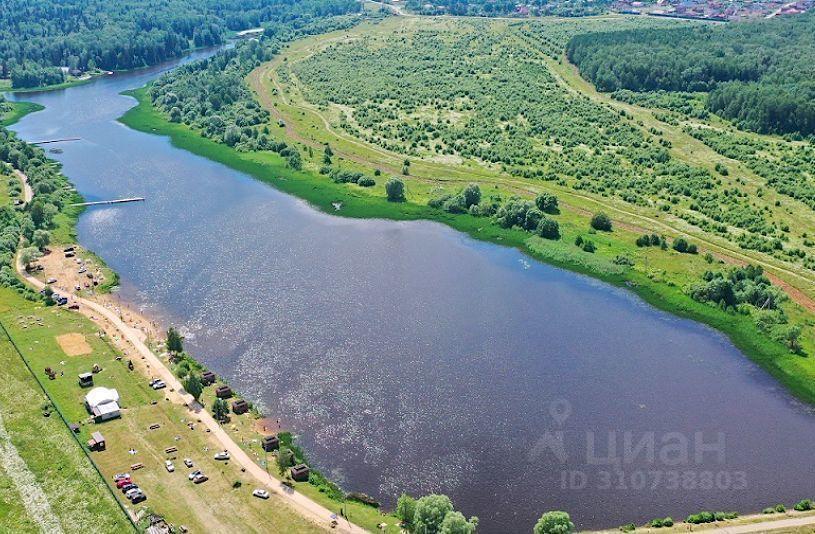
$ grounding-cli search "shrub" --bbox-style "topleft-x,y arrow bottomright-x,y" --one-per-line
357,177 -> 376,187
462,183 -> 481,207
582,240 -> 596,253
775,504 -> 786,513
385,178 -> 406,202
590,212 -> 612,231
535,192 -> 559,213
537,217 -> 560,240
534,511 -> 574,534
794,499 -> 813,511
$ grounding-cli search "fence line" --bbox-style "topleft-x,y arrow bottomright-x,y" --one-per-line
0,319 -> 138,532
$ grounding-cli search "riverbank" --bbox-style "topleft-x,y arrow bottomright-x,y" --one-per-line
119,85 -> 815,407
1,101 -> 44,127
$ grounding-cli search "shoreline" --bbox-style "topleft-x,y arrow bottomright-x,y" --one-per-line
118,85 -> 815,406
6,45 -> 815,534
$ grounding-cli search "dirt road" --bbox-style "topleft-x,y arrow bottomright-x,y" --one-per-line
15,253 -> 368,534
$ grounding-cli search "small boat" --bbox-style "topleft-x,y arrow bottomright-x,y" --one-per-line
49,148 -> 63,154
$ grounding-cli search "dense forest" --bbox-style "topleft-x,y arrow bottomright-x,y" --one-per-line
404,0 -> 610,17
567,13 -> 815,136
0,0 -> 361,88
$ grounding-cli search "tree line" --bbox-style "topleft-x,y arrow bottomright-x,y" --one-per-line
566,12 -> 815,136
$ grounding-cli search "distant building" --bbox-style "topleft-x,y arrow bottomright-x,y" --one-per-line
84,387 -> 121,422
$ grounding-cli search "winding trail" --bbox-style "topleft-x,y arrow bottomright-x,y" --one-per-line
14,254 -> 367,534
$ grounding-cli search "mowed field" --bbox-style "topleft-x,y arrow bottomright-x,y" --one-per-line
0,275 -> 326,533
245,13 -> 815,399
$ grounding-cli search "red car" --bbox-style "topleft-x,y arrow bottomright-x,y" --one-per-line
115,478 -> 133,489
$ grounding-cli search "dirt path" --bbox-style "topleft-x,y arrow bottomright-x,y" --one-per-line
14,253 -> 366,534
15,170 -> 32,204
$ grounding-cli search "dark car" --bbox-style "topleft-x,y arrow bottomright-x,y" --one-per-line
120,483 -> 137,493
130,492 -> 147,504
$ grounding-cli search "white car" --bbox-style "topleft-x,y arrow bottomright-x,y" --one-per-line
214,451 -> 230,461
188,470 -> 202,480
183,458 -> 194,468
252,489 -> 270,499
46,278 -> 57,284
164,460 -> 175,472
150,379 -> 166,390
125,487 -> 142,499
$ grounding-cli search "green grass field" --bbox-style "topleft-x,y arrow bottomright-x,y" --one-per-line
0,299 -> 132,533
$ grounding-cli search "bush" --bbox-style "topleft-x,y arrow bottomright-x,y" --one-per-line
794,499 -> 813,511
582,240 -> 596,253
537,217 -> 560,240
774,504 -> 786,513
357,177 -> 376,187
590,212 -> 612,231
385,178 -> 406,202
535,192 -> 559,213
534,511 -> 574,534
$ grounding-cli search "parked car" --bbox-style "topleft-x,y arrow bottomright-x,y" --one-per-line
188,470 -> 202,481
115,478 -> 132,489
130,492 -> 147,504
192,474 -> 208,484
214,451 -> 230,461
183,458 -> 194,468
164,460 -> 175,472
46,278 -> 57,284
252,489 -> 270,499
113,473 -> 130,481
149,379 -> 166,390
120,483 -> 137,494
125,487 -> 142,499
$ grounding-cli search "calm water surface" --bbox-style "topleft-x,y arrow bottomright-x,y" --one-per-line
9,54 -> 815,532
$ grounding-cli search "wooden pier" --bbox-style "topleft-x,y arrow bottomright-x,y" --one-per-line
32,137 -> 82,145
71,197 -> 145,207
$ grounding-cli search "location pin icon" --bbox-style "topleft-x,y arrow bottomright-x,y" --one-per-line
549,399 -> 572,426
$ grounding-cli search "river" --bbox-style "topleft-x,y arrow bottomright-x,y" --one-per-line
8,51 -> 815,532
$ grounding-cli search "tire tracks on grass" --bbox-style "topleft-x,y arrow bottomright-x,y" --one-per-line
0,410 -> 64,534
